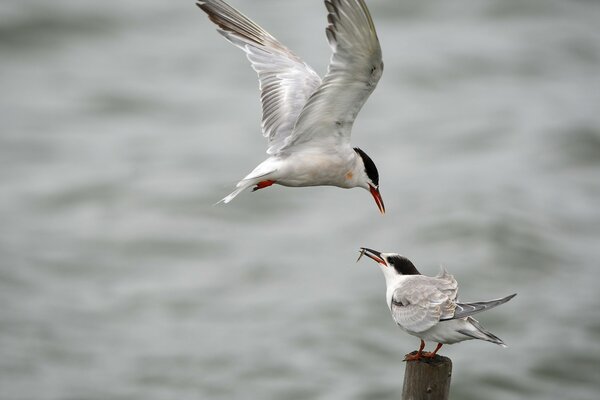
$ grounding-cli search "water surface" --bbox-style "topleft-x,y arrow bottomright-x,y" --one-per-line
2,0 -> 600,399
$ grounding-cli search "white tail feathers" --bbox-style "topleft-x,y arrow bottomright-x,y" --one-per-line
217,188 -> 244,204
216,164 -> 278,205
215,178 -> 262,205
460,317 -> 507,347
216,182 -> 252,204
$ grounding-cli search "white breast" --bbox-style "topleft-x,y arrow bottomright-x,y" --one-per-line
275,149 -> 357,188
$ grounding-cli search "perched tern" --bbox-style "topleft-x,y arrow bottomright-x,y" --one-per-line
358,248 -> 516,360
196,0 -> 385,213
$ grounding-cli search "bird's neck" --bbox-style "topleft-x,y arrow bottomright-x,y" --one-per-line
342,154 -> 367,188
383,273 -> 406,309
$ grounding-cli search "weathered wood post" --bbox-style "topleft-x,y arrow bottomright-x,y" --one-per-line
401,352 -> 452,400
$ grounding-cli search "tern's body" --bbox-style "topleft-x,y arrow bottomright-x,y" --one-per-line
245,148 -> 363,188
382,272 -> 504,345
359,248 -> 516,360
197,0 -> 385,212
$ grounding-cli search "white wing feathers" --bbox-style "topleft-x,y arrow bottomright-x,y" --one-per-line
390,267 -> 458,333
198,0 -> 382,155
196,0 -> 322,154
286,0 -> 383,150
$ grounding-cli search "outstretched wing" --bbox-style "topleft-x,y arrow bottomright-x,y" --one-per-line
283,0 -> 383,151
390,273 -> 458,333
197,0 -> 322,154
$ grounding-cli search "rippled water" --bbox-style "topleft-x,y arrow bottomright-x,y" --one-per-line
2,0 -> 600,399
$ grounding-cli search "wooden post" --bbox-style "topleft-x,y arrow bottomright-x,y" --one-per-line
402,352 -> 452,400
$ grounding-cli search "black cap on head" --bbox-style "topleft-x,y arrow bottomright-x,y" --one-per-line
387,255 -> 420,275
353,147 -> 379,186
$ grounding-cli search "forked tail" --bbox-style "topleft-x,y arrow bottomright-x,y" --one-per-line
216,180 -> 255,204
216,166 -> 278,205
460,317 -> 507,347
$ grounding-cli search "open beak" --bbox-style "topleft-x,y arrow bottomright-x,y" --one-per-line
369,185 -> 385,215
357,247 -> 387,266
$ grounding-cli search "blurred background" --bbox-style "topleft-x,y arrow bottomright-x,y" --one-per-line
2,0 -> 600,399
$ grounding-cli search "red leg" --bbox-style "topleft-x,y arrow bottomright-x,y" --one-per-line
252,180 -> 276,192
423,343 -> 443,358
431,343 -> 443,356
405,339 -> 426,361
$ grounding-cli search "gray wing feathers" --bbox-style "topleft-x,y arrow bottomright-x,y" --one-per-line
285,0 -> 383,150
443,293 -> 517,321
197,0 -> 321,154
391,302 -> 438,334
390,274 -> 458,333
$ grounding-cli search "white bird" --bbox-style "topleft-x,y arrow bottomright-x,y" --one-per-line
358,248 -> 516,360
196,0 -> 385,213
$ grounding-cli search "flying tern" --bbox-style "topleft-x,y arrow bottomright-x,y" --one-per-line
358,248 -> 516,360
196,0 -> 385,213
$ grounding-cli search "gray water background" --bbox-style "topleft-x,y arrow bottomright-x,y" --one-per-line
2,0 -> 600,399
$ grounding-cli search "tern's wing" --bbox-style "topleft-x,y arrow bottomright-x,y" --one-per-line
435,265 -> 459,303
441,293 -> 517,321
390,275 -> 458,333
282,0 -> 383,152
197,0 -> 322,155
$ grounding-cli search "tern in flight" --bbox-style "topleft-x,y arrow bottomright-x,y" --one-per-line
197,0 -> 385,213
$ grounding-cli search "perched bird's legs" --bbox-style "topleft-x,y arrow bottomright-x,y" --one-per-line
422,343 -> 443,359
404,340 -> 426,361
252,180 -> 276,192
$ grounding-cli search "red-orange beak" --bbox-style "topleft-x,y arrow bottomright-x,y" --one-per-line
369,185 -> 385,215
357,247 -> 387,266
